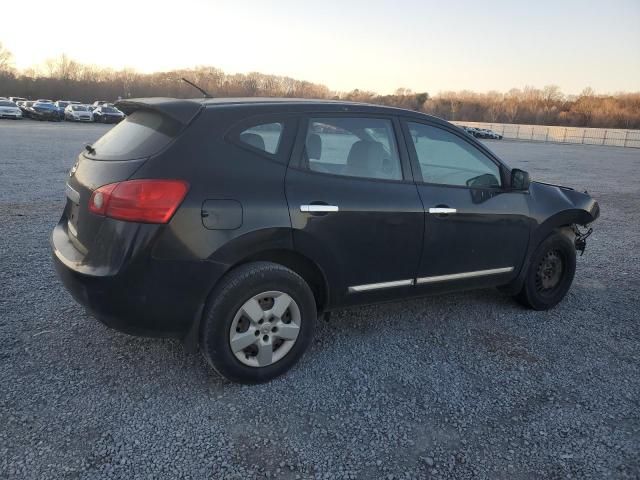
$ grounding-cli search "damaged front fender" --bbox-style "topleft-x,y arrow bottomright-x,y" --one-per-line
499,181 -> 600,295
528,181 -> 600,246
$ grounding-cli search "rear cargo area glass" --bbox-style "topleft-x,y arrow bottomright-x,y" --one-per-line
87,110 -> 181,161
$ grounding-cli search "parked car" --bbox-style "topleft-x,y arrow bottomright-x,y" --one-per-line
461,126 -> 478,137
17,100 -> 34,118
51,98 -> 600,383
92,105 -> 125,123
8,96 -> 27,104
64,104 -> 93,122
470,128 -> 503,140
0,100 -> 23,119
54,100 -> 73,119
30,101 -> 61,121
470,128 -> 489,139
477,128 -> 503,140
90,100 -> 109,110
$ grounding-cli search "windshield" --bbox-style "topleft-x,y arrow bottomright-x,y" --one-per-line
0,101 -> 16,107
101,106 -> 118,113
72,105 -> 88,111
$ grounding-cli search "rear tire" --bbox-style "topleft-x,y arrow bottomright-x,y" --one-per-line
515,232 -> 576,310
200,262 -> 316,384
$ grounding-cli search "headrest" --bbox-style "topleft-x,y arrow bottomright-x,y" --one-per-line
306,133 -> 322,160
240,132 -> 265,151
347,140 -> 386,171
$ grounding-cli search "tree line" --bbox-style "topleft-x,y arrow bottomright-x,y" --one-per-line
1,45 -> 638,129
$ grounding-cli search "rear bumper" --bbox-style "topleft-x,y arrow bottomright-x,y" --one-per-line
51,221 -> 225,338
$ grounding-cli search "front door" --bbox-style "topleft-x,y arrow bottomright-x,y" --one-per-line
286,115 -> 424,307
402,120 -> 530,291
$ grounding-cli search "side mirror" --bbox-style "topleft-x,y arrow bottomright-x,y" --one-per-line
511,169 -> 531,190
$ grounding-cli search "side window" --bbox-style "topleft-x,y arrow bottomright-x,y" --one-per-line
408,122 -> 502,188
239,122 -> 283,154
304,117 -> 402,181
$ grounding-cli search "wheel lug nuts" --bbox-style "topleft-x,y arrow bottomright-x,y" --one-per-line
263,335 -> 269,342
254,330 -> 260,336
271,327 -> 277,332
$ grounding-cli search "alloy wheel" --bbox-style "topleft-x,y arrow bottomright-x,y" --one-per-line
229,291 -> 301,367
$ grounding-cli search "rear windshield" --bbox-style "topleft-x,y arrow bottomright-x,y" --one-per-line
86,110 -> 182,161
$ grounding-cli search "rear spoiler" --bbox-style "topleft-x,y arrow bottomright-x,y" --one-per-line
115,97 -> 203,126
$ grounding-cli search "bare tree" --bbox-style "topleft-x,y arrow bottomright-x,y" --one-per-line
1,52 -> 639,128
0,42 -> 14,73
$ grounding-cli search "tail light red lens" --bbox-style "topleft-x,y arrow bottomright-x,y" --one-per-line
89,179 -> 189,224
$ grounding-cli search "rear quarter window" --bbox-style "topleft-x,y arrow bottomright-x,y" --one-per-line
238,122 -> 283,154
86,110 -> 182,161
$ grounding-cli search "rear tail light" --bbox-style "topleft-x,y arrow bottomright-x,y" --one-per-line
89,179 -> 189,224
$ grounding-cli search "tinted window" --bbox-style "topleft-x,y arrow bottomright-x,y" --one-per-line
87,110 -> 181,161
239,122 -> 283,154
304,117 -> 402,181
408,122 -> 501,188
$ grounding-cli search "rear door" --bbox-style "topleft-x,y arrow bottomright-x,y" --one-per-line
401,119 -> 530,291
285,114 -> 424,307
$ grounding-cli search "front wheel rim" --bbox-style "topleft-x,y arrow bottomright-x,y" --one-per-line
229,291 -> 301,368
535,249 -> 564,294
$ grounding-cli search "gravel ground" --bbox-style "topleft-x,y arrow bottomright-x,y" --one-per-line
1,120 -> 639,479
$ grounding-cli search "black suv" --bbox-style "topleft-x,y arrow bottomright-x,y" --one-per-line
51,98 -> 599,383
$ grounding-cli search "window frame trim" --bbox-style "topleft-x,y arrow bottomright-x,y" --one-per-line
288,113 -> 415,184
400,118 -> 510,191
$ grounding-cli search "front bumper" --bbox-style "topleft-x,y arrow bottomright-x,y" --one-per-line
32,111 -> 59,120
101,116 -> 123,123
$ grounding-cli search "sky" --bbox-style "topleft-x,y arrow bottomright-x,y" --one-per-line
2,0 -> 639,95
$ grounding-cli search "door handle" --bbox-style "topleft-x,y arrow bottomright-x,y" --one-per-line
428,207 -> 457,214
300,205 -> 339,213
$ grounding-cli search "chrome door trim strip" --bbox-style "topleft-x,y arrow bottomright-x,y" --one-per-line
416,267 -> 514,284
348,279 -> 414,293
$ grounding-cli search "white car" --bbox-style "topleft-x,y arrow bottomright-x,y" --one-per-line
64,104 -> 94,122
0,100 -> 23,119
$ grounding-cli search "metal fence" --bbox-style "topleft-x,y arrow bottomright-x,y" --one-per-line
451,121 -> 640,148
